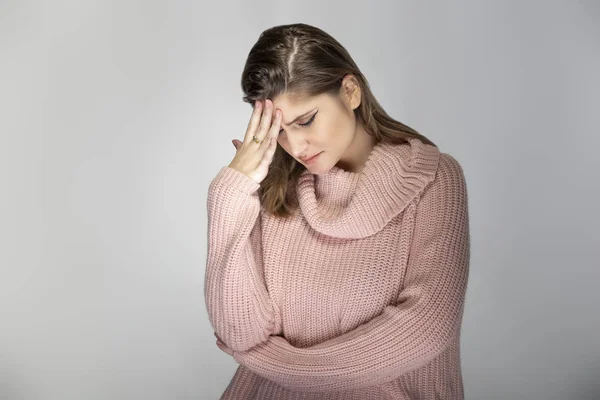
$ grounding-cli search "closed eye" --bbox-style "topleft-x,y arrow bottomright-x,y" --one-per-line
299,113 -> 316,127
279,111 -> 317,135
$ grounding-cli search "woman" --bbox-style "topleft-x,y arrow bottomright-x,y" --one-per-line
205,23 -> 470,399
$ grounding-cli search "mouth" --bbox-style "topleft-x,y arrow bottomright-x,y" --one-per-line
301,152 -> 322,164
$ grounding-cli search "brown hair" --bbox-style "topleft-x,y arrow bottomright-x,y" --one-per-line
241,23 -> 437,218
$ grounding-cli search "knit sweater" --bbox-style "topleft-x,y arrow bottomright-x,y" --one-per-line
204,137 -> 470,399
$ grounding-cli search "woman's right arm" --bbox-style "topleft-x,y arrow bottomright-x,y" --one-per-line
204,165 -> 281,353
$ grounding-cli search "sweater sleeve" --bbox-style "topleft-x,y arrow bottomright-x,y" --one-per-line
204,166 -> 282,352
231,154 -> 470,392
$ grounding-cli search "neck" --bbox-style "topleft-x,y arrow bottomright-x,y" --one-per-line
296,138 -> 441,239
334,125 -> 378,173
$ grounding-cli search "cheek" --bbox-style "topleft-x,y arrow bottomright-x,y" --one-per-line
276,139 -> 291,155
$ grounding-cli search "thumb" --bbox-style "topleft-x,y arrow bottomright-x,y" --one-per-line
232,139 -> 242,150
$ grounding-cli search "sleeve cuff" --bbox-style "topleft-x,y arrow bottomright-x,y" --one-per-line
212,166 -> 261,195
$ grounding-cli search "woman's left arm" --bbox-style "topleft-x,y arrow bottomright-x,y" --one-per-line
228,154 -> 470,392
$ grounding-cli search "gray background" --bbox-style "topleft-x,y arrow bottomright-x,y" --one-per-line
1,1 -> 599,399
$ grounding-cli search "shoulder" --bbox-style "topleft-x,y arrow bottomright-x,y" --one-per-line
436,152 -> 466,188
410,151 -> 470,246
419,151 -> 468,212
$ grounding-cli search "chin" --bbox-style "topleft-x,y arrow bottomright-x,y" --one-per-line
307,162 -> 330,174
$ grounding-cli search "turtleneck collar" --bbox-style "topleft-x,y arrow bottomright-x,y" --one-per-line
296,137 -> 440,239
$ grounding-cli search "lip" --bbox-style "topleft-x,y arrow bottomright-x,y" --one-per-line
301,152 -> 322,164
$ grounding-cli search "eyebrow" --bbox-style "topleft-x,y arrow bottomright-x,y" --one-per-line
283,108 -> 316,126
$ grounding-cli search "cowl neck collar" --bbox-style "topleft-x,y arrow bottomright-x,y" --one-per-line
296,137 -> 440,239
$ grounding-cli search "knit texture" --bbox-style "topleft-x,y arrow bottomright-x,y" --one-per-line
204,137 -> 470,399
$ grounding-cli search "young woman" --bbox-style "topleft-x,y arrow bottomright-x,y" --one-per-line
205,23 -> 470,400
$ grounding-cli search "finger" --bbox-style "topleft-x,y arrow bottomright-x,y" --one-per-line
256,107 -> 280,157
255,99 -> 274,142
216,340 -> 234,356
258,137 -> 277,169
243,100 -> 263,144
254,106 -> 279,151
268,109 -> 282,142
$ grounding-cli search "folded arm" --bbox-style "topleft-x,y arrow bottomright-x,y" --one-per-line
204,166 -> 281,352
232,155 -> 470,391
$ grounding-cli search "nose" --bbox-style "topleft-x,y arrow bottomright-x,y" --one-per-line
287,134 -> 310,159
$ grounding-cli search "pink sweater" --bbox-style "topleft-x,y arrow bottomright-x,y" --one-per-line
205,137 -> 470,399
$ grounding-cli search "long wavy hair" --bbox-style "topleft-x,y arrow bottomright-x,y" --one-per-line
241,23 -> 437,218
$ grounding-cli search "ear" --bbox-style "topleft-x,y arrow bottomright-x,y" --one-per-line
341,74 -> 362,110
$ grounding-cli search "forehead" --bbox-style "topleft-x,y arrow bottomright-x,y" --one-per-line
271,92 -> 330,111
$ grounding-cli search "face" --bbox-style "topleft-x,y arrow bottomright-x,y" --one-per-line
270,78 -> 361,174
